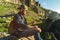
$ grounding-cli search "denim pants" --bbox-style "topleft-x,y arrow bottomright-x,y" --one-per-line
14,30 -> 42,40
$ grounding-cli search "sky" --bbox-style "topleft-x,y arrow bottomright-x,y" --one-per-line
35,0 -> 60,13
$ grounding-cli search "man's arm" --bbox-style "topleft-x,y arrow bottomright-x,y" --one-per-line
27,25 -> 41,32
13,14 -> 41,32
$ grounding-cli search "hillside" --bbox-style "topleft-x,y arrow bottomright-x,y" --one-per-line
0,0 -> 59,40
42,8 -> 60,21
0,0 -> 45,23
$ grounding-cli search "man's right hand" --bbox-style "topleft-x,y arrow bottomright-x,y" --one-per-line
36,27 -> 41,32
27,25 -> 42,32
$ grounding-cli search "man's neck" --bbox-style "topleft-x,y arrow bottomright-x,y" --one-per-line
18,12 -> 26,16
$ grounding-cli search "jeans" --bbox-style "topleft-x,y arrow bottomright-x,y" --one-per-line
14,30 -> 42,40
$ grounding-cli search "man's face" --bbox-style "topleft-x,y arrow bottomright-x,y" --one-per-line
20,8 -> 27,15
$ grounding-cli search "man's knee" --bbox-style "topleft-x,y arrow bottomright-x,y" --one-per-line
32,30 -> 39,34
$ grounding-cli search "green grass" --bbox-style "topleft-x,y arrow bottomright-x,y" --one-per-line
0,5 -> 17,16
0,5 -> 6,15
0,27 -> 8,32
26,7 -> 42,25
0,17 -> 12,32
0,5 -> 10,15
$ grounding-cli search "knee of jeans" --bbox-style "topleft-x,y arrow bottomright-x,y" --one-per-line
33,30 -> 38,34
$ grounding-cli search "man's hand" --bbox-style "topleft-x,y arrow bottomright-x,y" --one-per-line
27,25 -> 42,32
36,27 -> 41,32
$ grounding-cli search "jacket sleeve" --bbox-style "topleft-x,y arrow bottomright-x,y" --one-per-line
13,14 -> 28,28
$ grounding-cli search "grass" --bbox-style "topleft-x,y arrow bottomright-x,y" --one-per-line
26,7 -> 40,23
0,5 -> 17,16
0,5 -> 6,15
0,5 -> 10,16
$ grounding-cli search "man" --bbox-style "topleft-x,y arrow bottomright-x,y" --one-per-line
8,5 -> 41,40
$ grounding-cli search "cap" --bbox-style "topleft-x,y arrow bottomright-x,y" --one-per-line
17,5 -> 28,10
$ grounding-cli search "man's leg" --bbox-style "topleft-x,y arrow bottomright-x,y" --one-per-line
19,30 -> 41,40
33,31 -> 41,40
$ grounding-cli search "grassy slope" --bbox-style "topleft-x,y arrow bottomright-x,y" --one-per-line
0,2 -> 54,40
0,5 -> 16,16
0,5 -> 10,15
0,5 -> 42,22
0,5 -> 39,28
